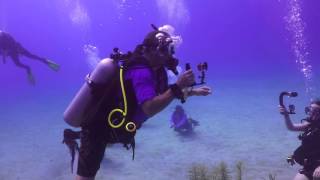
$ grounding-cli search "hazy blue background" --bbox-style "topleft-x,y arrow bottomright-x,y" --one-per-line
0,0 -> 319,179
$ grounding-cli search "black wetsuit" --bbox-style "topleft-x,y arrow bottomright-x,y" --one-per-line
0,31 -> 47,74
293,120 -> 320,179
62,57 -> 169,177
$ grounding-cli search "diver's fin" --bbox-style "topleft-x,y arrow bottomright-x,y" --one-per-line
46,59 -> 60,71
70,142 -> 79,173
63,129 -> 81,173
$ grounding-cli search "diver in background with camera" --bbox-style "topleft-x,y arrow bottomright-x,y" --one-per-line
279,92 -> 320,180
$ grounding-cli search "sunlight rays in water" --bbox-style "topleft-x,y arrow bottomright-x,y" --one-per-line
156,0 -> 190,25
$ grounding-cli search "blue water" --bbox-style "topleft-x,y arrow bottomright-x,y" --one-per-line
0,0 -> 320,180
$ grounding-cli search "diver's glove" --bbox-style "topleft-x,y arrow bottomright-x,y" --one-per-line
46,59 -> 60,71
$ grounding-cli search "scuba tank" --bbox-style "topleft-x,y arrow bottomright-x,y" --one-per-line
63,47 -> 134,128
64,58 -> 117,127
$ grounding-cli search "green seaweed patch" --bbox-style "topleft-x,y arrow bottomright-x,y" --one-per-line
188,161 -> 277,180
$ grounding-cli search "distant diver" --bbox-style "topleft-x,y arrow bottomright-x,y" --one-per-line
170,105 -> 199,133
0,30 -> 59,84
279,91 -> 320,180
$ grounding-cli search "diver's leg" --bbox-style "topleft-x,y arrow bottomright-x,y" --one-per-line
11,54 -> 35,84
18,46 -> 47,62
293,173 -> 309,180
179,121 -> 192,131
76,129 -> 107,180
189,118 -> 199,126
19,46 -> 60,71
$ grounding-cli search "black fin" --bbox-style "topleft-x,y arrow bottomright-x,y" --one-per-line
62,129 -> 81,173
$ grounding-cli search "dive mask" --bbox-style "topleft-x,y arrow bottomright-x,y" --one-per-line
155,32 -> 179,75
305,105 -> 320,116
143,24 -> 180,75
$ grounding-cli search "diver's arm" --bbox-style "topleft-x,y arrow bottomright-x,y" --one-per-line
186,86 -> 211,97
282,114 -> 309,131
279,106 -> 309,131
142,69 -> 195,117
142,89 -> 175,117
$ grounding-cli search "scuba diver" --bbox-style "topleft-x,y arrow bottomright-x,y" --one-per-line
170,105 -> 199,133
62,24 -> 211,180
0,30 -> 59,84
279,92 -> 320,180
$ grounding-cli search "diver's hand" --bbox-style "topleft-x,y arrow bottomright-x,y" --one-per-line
313,166 -> 320,180
279,105 -> 289,115
176,69 -> 195,89
190,86 -> 212,96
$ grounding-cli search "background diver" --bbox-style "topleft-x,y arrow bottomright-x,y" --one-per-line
63,24 -> 212,180
170,105 -> 199,133
279,97 -> 320,180
0,30 -> 59,84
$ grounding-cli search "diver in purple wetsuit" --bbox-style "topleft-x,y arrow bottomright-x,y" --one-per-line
63,25 -> 212,180
0,30 -> 59,84
170,105 -> 199,133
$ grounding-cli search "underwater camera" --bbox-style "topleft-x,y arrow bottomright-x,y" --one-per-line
279,91 -> 298,114
185,62 -> 208,86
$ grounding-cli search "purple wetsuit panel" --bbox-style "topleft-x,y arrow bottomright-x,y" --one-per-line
170,111 -> 188,128
125,66 -> 157,125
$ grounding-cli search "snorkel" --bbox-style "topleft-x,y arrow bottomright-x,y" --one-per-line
279,91 -> 298,114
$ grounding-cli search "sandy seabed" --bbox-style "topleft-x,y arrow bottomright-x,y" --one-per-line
0,79 -> 312,180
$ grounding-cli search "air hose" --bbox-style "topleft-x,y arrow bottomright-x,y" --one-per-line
108,66 -> 136,132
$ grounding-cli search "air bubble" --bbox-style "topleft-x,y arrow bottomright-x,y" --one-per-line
285,0 -> 315,98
